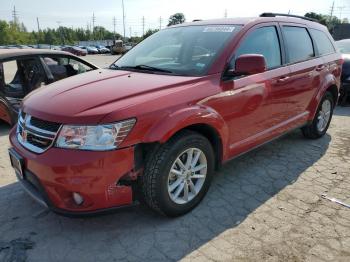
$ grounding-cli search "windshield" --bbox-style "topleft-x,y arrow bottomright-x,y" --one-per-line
112,25 -> 241,76
336,41 -> 350,54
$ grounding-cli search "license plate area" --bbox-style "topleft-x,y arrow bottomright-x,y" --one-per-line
9,148 -> 24,179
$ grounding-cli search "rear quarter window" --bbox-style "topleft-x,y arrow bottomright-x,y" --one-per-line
309,29 -> 335,56
282,26 -> 314,63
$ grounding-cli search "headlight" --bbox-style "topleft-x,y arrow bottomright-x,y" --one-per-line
55,119 -> 136,151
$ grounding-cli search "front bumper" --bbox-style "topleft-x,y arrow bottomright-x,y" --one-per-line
9,128 -> 137,215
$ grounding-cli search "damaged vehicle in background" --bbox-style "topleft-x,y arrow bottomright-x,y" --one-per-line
336,39 -> 350,105
0,49 -> 98,125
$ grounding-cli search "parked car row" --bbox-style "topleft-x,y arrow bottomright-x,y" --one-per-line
0,44 -> 113,56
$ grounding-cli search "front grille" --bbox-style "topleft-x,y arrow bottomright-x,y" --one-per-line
17,112 -> 61,154
30,117 -> 61,133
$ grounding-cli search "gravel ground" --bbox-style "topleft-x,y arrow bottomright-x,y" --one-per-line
0,54 -> 349,261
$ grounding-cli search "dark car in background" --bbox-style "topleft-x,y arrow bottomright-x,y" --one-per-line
0,49 -> 98,125
61,46 -> 87,56
336,39 -> 350,105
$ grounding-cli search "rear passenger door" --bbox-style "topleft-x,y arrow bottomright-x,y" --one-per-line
280,24 -> 322,116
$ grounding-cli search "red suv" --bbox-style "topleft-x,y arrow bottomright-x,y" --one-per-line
9,13 -> 342,216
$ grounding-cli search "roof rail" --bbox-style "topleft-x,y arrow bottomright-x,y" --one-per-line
260,12 -> 318,22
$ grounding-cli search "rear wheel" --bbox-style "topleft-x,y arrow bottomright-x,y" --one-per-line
302,91 -> 334,139
140,130 -> 215,217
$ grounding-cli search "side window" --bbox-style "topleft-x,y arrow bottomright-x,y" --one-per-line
282,26 -> 314,63
3,61 -> 20,86
309,29 -> 335,56
43,56 -> 94,80
235,26 -> 282,69
1,60 -> 24,97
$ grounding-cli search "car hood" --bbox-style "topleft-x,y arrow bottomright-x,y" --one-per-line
23,69 -> 201,124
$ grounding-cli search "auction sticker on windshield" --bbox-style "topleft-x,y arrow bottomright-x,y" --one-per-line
203,26 -> 235,33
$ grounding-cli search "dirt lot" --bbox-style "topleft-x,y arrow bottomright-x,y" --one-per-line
0,55 -> 350,261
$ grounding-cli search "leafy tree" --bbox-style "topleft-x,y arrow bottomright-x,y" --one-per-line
142,29 -> 159,39
168,13 -> 185,26
304,12 -> 341,32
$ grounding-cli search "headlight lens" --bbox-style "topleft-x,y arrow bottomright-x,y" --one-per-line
55,119 -> 136,151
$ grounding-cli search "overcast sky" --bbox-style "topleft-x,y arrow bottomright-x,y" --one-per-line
0,0 -> 349,36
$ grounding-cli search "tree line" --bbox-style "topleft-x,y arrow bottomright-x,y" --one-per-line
0,12 -> 186,46
1,12 -> 345,46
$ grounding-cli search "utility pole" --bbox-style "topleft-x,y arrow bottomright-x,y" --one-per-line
57,21 -> 64,45
330,1 -> 335,19
224,9 -> 227,18
338,6 -> 346,21
142,16 -> 145,36
113,16 -> 117,40
159,16 -> 162,30
122,0 -> 126,40
92,12 -> 96,40
36,17 -> 40,32
129,26 -> 132,38
12,6 -> 18,25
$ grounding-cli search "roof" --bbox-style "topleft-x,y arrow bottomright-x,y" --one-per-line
0,49 -> 73,60
169,16 -> 326,30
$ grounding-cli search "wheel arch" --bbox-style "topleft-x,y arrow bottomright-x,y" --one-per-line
140,106 -> 229,169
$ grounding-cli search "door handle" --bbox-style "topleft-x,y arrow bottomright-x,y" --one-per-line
316,65 -> 326,71
277,76 -> 290,83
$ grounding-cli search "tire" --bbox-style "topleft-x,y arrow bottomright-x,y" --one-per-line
302,91 -> 334,139
140,130 -> 215,217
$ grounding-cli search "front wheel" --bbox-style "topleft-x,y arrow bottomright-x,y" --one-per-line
140,130 -> 215,217
302,91 -> 334,139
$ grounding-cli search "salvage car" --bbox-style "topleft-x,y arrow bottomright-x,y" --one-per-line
96,45 -> 110,54
0,49 -> 98,125
9,14 -> 342,217
336,39 -> 350,105
61,46 -> 87,56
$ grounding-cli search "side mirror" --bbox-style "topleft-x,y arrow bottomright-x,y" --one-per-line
227,54 -> 267,76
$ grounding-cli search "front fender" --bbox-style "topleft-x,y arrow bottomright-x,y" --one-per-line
142,105 -> 229,156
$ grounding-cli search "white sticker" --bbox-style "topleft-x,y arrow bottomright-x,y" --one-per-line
203,26 -> 235,33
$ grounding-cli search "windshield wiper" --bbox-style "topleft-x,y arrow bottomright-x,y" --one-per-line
112,64 -> 173,74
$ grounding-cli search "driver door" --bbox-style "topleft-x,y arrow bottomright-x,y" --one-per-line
214,24 -> 296,157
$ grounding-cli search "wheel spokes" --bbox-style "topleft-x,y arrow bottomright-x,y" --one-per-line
192,164 -> 207,173
169,178 -> 184,192
168,147 -> 207,204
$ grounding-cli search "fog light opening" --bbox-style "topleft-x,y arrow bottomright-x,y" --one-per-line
73,192 -> 84,205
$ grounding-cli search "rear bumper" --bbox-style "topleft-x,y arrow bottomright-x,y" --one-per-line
9,128 -> 137,215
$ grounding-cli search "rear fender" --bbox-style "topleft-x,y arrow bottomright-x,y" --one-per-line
308,73 -> 338,121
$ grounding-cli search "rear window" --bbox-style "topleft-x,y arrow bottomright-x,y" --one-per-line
309,29 -> 335,56
282,26 -> 314,63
